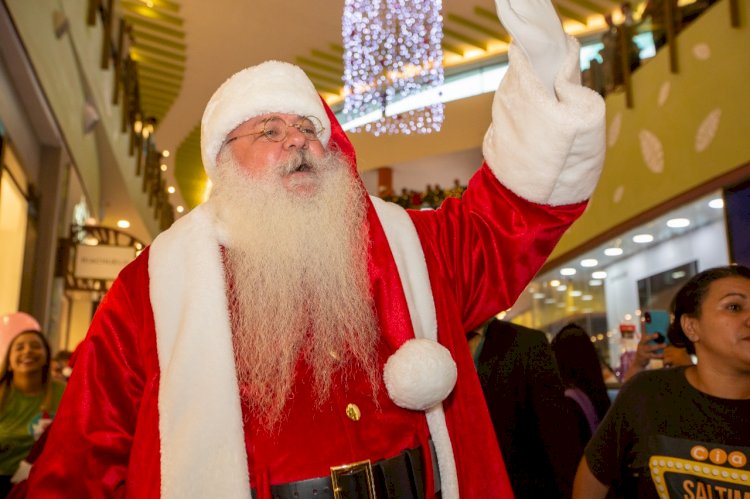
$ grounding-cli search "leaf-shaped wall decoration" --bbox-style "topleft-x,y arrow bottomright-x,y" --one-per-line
695,108 -> 722,152
658,81 -> 671,107
608,112 -> 622,147
692,43 -> 711,60
613,185 -> 625,204
639,130 -> 665,173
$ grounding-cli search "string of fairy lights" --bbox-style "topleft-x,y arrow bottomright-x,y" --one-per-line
342,0 -> 445,135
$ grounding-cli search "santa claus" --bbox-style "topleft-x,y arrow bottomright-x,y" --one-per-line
26,1 -> 605,498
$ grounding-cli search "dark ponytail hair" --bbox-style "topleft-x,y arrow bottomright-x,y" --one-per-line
667,264 -> 750,355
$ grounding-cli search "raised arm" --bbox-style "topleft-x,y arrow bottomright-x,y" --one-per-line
410,0 -> 606,330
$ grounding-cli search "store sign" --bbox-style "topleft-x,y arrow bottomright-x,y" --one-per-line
74,245 -> 136,280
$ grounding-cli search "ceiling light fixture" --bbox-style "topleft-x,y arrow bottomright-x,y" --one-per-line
592,271 -> 608,279
342,0 -> 444,135
632,234 -> 654,243
666,218 -> 690,228
708,198 -> 724,209
117,220 -> 131,229
604,247 -> 623,256
560,267 -> 577,276
580,258 -> 598,267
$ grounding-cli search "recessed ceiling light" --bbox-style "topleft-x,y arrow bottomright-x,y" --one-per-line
176,206 -> 185,213
604,247 -> 623,256
550,279 -> 561,287
632,234 -> 654,243
533,292 -> 545,299
117,219 -> 130,229
162,150 -> 170,158
592,271 -> 608,279
708,198 -> 724,209
666,218 -> 690,228
589,279 -> 603,286
571,290 -> 583,297
167,186 -> 176,194
544,298 -> 556,304
160,164 -> 168,172
672,270 -> 686,279
557,285 -> 567,291
560,267 -> 576,276
582,294 -> 593,301
581,258 -> 598,267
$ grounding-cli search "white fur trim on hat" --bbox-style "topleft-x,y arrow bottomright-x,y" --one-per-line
200,61 -> 332,181
383,338 -> 457,411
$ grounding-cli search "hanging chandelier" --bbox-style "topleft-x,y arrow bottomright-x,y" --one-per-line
342,0 -> 445,135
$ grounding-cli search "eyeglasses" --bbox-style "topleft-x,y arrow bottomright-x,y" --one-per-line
225,115 -> 325,145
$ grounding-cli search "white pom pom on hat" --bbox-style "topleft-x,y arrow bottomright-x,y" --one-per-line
383,338 -> 457,411
200,61 -> 332,182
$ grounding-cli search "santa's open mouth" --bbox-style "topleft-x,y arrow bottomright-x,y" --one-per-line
293,163 -> 312,173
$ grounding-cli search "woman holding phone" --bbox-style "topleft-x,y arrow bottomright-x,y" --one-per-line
573,265 -> 750,499
621,310 -> 694,382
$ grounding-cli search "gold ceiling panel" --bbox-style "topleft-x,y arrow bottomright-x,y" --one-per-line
118,0 -> 186,124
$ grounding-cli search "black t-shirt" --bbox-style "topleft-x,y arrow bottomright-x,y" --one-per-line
585,366 -> 750,498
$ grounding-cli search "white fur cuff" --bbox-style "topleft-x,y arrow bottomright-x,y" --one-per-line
482,37 -> 606,206
383,339 -> 457,411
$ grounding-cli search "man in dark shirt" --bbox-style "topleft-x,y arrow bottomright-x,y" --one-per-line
471,319 -> 585,498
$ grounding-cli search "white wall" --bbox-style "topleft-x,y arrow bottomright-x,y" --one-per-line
361,147 -> 482,196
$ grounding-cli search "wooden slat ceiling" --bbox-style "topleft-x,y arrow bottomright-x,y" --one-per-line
118,0 -> 185,125
120,0 -> 632,209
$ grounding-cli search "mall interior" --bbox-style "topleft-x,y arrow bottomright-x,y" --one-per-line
1,0 -> 748,381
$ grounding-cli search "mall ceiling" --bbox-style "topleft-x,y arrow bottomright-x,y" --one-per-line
119,0 -> 629,211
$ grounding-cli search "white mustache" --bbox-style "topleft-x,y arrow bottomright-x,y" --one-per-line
278,150 -> 331,175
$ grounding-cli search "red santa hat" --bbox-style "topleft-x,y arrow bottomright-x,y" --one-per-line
200,61 -> 332,182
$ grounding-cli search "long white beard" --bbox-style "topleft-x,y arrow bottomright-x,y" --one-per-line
210,149 -> 380,431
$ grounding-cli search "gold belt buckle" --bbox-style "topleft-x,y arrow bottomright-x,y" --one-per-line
330,459 -> 376,499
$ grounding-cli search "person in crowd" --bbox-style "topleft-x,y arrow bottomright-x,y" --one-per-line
551,323 -> 612,443
26,1 -> 606,497
642,0 -> 682,50
471,318 -> 585,498
0,319 -> 65,498
621,333 -> 693,382
49,351 -> 72,384
573,265 -> 750,498
600,13 -> 624,94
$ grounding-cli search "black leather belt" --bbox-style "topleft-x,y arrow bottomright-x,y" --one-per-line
251,441 -> 440,499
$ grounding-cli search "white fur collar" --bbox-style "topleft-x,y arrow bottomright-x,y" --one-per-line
148,199 -> 458,498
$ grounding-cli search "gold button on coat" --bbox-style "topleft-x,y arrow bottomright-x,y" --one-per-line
345,403 -> 361,421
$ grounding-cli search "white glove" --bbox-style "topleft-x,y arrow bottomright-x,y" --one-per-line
495,0 -> 568,95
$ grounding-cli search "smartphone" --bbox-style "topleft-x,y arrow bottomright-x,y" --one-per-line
643,310 -> 671,353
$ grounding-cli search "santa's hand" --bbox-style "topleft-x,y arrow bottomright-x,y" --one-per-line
495,0 -> 568,95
